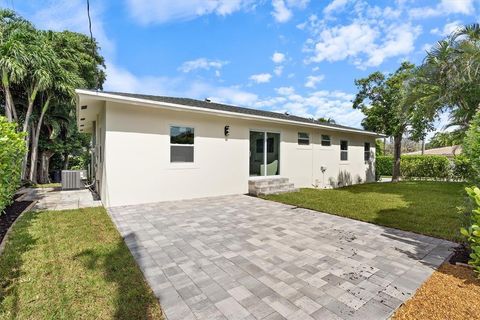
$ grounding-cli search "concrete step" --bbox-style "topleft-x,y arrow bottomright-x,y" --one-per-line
248,177 -> 289,188
248,177 -> 298,196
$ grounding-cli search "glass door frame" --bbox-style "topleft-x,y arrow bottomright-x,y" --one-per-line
249,130 -> 281,177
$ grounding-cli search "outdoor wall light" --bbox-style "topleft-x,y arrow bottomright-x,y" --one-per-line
224,125 -> 230,137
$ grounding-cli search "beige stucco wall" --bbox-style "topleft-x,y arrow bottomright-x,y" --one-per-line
100,101 -> 376,207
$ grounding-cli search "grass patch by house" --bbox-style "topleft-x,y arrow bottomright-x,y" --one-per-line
33,183 -> 61,188
0,207 -> 163,320
263,181 -> 468,242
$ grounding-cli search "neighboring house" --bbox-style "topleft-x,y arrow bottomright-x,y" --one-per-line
404,145 -> 462,158
76,90 -> 383,207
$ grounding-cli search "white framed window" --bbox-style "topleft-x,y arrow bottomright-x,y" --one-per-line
321,135 -> 331,146
340,140 -> 348,161
170,126 -> 194,163
364,142 -> 371,161
298,132 -> 310,145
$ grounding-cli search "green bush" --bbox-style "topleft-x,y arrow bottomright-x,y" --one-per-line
0,117 -> 26,213
376,156 -> 394,178
452,155 -> 476,182
401,155 -> 451,180
461,186 -> 480,276
463,111 -> 480,182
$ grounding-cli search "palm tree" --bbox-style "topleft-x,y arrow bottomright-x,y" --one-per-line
0,9 -> 33,122
419,23 -> 480,136
28,31 -> 84,183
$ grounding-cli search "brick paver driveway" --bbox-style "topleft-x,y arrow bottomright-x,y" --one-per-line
108,195 -> 454,320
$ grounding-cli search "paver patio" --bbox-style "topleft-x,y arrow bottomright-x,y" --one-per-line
108,195 -> 455,320
18,187 -> 102,210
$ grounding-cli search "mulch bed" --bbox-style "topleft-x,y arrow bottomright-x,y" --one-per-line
393,263 -> 480,320
449,244 -> 471,265
0,195 -> 34,244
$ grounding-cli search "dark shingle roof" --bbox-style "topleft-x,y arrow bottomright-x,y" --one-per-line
94,90 -> 376,134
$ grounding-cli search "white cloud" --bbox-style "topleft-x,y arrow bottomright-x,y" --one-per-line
250,73 -> 272,83
304,75 -> 325,88
410,0 -> 475,18
431,20 -> 463,36
179,58 -> 228,73
275,86 -> 295,95
323,0 -> 349,15
126,0 -> 255,24
274,66 -> 284,76
271,0 -> 309,22
271,0 -> 292,22
272,52 -> 286,63
255,88 -> 362,127
304,18 -> 421,68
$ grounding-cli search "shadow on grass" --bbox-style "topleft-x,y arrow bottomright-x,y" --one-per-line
0,212 -> 39,319
74,232 -> 162,320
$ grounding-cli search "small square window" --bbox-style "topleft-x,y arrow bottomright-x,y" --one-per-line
321,135 -> 331,146
298,132 -> 310,145
340,140 -> 348,161
364,142 -> 371,161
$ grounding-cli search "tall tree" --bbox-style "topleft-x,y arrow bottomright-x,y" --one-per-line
417,24 -> 480,137
0,9 -> 33,122
353,62 -> 434,182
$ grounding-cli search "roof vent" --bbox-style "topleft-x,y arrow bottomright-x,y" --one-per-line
204,98 -> 212,103
284,111 -> 290,116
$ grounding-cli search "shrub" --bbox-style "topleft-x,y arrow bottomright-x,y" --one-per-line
463,111 -> 480,182
0,117 -> 26,213
461,186 -> 480,276
376,156 -> 394,178
400,155 -> 451,180
452,155 -> 476,182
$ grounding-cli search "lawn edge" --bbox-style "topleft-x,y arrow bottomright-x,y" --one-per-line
0,199 -> 38,256
260,194 -> 463,244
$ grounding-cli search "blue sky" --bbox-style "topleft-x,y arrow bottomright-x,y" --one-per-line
2,0 -> 479,134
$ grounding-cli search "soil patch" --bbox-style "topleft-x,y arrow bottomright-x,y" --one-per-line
449,244 -> 471,265
0,199 -> 34,244
393,263 -> 480,320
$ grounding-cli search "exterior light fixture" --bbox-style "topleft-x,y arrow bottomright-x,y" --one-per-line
224,125 -> 230,137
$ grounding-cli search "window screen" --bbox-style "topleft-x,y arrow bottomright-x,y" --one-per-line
321,135 -> 331,146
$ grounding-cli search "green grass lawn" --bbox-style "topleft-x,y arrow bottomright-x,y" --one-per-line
264,181 -> 469,242
0,207 -> 164,320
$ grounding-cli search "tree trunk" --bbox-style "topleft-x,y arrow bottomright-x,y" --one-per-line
1,71 -> 15,122
29,97 -> 50,184
29,126 -> 38,183
383,137 -> 386,155
421,139 -> 425,155
21,128 -> 31,180
392,134 -> 402,182
21,85 -> 40,181
63,153 -> 70,170
38,150 -> 54,184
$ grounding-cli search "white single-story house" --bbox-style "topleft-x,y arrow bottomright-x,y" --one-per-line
76,89 -> 383,207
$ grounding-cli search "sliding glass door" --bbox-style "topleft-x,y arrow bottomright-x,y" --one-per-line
249,131 -> 280,176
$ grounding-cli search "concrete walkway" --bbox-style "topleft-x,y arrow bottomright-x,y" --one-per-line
19,187 -> 102,211
109,195 -> 454,320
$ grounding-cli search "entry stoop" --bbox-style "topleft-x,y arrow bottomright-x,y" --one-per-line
248,177 -> 298,196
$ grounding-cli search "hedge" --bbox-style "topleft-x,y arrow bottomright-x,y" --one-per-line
0,117 -> 26,213
461,187 -> 480,276
401,155 -> 451,180
375,154 -> 472,180
376,156 -> 394,177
